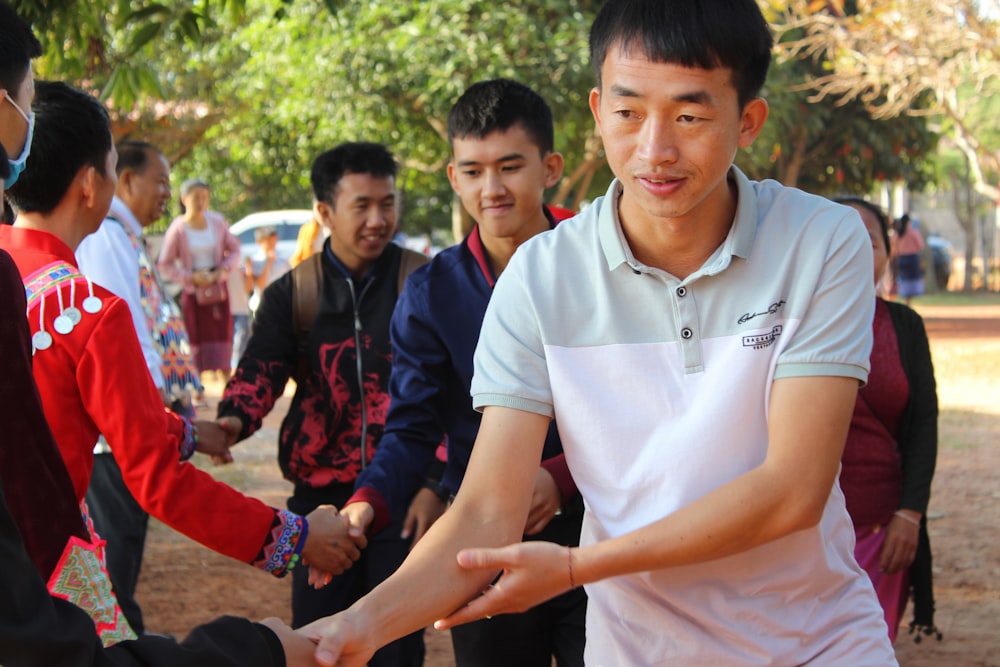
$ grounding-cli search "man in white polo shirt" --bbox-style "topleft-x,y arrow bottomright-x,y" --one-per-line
304,1 -> 897,665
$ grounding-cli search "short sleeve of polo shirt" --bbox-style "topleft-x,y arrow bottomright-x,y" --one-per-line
471,244 -> 553,418
766,195 -> 874,383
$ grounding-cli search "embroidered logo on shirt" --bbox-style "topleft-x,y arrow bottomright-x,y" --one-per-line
737,300 -> 786,325
742,325 -> 783,350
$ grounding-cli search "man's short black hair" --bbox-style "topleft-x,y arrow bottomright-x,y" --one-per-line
0,0 -> 42,94
589,0 -> 773,108
115,140 -> 162,177
6,81 -> 112,215
310,142 -> 397,208
447,78 -> 554,156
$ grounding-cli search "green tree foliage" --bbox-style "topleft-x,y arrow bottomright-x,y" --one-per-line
738,50 -> 939,195
175,0 -> 599,236
18,0 -> 944,238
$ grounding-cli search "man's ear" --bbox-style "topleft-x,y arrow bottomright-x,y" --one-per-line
314,199 -> 333,229
737,98 -> 769,149
542,151 -> 565,189
78,165 -> 98,208
446,161 -> 459,193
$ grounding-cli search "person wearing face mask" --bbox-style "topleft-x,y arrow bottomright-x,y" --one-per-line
75,140 -> 204,636
0,0 -> 41,224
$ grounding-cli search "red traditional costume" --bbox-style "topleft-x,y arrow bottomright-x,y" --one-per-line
0,226 -> 305,596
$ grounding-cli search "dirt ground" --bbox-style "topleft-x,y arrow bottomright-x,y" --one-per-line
136,302 -> 1000,666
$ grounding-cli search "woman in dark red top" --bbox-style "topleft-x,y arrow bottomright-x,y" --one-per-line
836,198 -> 939,644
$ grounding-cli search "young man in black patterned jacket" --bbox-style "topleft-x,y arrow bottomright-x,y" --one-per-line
218,142 -> 427,667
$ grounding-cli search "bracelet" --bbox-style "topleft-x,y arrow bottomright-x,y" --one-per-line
894,510 -> 921,527
567,546 -> 576,589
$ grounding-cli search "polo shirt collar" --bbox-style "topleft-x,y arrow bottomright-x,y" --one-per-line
599,166 -> 758,275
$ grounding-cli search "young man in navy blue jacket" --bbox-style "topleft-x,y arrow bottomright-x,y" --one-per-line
343,79 -> 587,666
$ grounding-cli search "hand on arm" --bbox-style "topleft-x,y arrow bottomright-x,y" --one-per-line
524,467 -> 561,535
303,406 -> 549,667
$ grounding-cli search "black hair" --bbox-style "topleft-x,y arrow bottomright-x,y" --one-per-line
115,140 -> 162,177
0,0 -> 41,94
896,212 -> 911,237
310,142 -> 397,207
447,78 -> 554,155
589,0 -> 773,108
6,81 -> 112,215
835,196 -> 890,254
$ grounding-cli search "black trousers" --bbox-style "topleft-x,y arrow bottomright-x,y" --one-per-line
450,511 -> 588,667
287,494 -> 425,667
85,453 -> 149,635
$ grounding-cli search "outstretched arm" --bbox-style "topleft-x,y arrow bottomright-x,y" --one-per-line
438,374 -> 859,626
303,406 -> 550,666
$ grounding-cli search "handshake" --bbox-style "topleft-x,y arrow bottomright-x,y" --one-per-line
190,415 -> 378,586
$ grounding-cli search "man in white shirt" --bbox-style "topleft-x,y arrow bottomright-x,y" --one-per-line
75,140 -> 188,636
302,1 -> 897,665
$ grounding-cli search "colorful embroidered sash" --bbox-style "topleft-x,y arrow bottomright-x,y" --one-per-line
24,261 -> 81,308
46,502 -> 136,646
107,217 -> 202,402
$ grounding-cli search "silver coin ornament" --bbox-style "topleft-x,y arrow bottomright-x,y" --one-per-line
32,330 -> 53,351
83,296 -> 103,313
64,306 -> 83,325
54,314 -> 75,335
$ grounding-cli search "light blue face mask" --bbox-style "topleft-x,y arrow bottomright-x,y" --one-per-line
3,91 -> 34,187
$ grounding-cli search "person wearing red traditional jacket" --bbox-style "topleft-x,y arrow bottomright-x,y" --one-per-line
1,81 -> 364,640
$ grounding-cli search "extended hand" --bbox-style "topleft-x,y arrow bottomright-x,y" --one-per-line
299,611 -> 379,667
257,617 -> 320,667
434,541 -> 573,629
216,415 -> 243,448
193,420 -> 234,464
301,506 -> 366,584
524,467 -> 561,535
402,487 -> 446,547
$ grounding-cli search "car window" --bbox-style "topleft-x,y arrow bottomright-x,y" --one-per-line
278,223 -> 301,242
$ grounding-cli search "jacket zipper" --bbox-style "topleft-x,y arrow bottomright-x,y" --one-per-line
345,276 -> 374,469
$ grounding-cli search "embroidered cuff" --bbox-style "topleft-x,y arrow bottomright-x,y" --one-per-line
179,417 -> 197,461
252,510 -> 307,578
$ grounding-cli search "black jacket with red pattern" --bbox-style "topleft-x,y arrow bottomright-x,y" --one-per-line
219,241 -> 414,506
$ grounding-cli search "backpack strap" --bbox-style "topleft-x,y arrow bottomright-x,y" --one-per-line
397,247 -> 430,296
291,253 -> 323,384
292,253 -> 323,341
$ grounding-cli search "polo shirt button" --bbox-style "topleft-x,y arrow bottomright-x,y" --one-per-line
681,327 -> 693,339
676,286 -> 687,297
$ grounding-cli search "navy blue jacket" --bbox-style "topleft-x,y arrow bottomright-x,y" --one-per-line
353,218 -> 577,529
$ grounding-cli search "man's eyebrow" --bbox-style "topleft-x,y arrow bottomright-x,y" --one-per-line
456,152 -> 526,168
608,84 -> 715,106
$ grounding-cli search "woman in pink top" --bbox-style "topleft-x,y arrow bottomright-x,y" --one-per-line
893,213 -> 925,305
158,178 -> 240,384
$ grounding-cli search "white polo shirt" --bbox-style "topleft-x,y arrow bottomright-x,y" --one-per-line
472,168 -> 896,666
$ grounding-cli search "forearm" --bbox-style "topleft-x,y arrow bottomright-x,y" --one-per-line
349,407 -> 547,645
577,375 -> 856,586
351,496 -> 523,646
